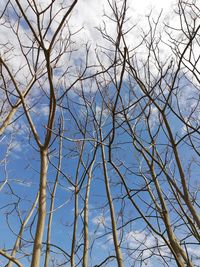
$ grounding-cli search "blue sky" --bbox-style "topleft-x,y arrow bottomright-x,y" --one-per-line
0,0 -> 200,267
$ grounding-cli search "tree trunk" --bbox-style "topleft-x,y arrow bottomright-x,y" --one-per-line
31,149 -> 48,267
100,130 -> 124,267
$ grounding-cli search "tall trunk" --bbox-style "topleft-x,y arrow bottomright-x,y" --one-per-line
70,186 -> 78,267
83,161 -> 94,267
100,131 -> 124,267
163,115 -> 200,228
71,142 -> 85,267
149,164 -> 193,267
44,136 -> 62,267
7,193 -> 39,267
31,149 -> 48,267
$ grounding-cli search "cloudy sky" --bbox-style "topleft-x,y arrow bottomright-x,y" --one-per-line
1,1 -> 200,267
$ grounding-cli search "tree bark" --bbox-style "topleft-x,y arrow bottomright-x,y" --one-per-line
31,149 -> 48,267
100,130 -> 124,267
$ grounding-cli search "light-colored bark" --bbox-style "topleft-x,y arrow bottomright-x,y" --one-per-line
7,192 -> 39,267
100,130 -> 124,267
0,249 -> 24,267
148,160 -> 193,267
44,132 -> 63,267
70,185 -> 79,267
0,67 -> 36,137
163,115 -> 200,229
31,149 -> 48,267
0,107 -> 18,136
83,159 -> 95,267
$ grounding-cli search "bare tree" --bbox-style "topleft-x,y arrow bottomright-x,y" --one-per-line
0,0 -> 199,267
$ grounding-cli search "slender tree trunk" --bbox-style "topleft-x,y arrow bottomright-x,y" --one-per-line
83,161 -> 95,267
163,115 -> 200,228
7,192 -> 39,267
100,131 -> 124,267
44,134 -> 62,267
149,164 -> 193,267
71,142 -> 85,267
43,172 -> 59,267
83,179 -> 91,267
31,149 -> 48,267
71,185 -> 78,267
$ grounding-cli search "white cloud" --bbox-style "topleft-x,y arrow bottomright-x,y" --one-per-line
92,213 -> 112,228
0,0 -> 180,93
125,230 -> 171,265
40,105 -> 49,117
149,106 -> 159,129
10,140 -> 22,152
92,215 -> 107,227
187,246 -> 200,257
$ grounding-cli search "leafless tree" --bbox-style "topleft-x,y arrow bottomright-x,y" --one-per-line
0,0 -> 199,267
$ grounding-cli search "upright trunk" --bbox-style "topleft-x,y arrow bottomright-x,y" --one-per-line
83,161 -> 94,267
100,130 -> 124,267
70,185 -> 79,267
149,160 -> 193,267
7,193 -> 39,267
163,115 -> 200,228
31,149 -> 48,267
83,181 -> 91,267
43,176 -> 57,267
44,136 -> 62,267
